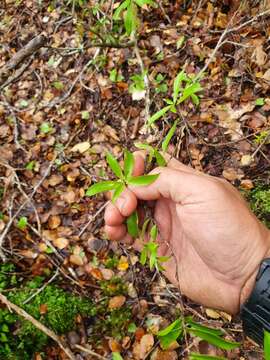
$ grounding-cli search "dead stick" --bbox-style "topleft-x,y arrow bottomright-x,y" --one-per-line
0,292 -> 76,360
0,34 -> 46,85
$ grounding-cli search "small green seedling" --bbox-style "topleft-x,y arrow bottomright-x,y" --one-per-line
113,0 -> 156,36
135,119 -> 178,166
129,71 -> 146,100
255,97 -> 265,106
254,130 -> 270,145
40,122 -> 53,134
154,74 -> 168,94
109,68 -> 124,83
140,223 -> 169,271
157,316 -> 240,352
86,150 -> 159,202
148,69 -> 203,126
17,217 -> 28,230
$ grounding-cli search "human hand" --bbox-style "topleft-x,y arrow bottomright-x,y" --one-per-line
104,153 -> 270,314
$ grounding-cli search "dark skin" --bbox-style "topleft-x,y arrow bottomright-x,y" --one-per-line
104,152 -> 270,314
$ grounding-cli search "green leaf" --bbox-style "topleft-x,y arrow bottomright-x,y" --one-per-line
40,122 -> 53,134
127,211 -> 139,238
157,319 -> 183,350
162,120 -> 178,152
188,329 -> 240,351
127,174 -> 159,186
124,150 -> 135,179
140,247 -> 147,265
52,81 -> 64,90
81,111 -> 90,120
158,319 -> 182,337
141,218 -> 150,240
128,323 -> 137,333
154,150 -> 166,167
176,36 -> 185,49
149,250 -> 157,270
124,1 -> 137,35
86,181 -> 119,196
185,319 -> 223,337
191,93 -> 200,106
112,182 -> 125,202
25,160 -> 36,171
148,105 -> 171,126
113,0 -> 130,20
178,82 -> 202,104
189,353 -> 226,360
264,331 -> 270,360
17,216 -> 28,230
134,0 -> 155,7
112,353 -> 124,360
256,97 -> 265,106
106,152 -> 123,179
158,256 -> 170,263
150,224 -> 158,241
1,324 -> 9,333
173,69 -> 187,104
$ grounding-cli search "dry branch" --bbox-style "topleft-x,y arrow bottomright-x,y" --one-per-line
0,292 -> 76,360
0,34 -> 46,86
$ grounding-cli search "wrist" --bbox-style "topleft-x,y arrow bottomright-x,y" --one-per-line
239,227 -> 270,310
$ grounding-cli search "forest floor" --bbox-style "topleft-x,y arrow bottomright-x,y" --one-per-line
0,0 -> 270,359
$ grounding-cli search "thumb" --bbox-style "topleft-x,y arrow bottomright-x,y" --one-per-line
129,167 -> 199,203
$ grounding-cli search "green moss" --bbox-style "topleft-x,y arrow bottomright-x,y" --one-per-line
0,267 -> 96,359
99,276 -> 127,296
248,186 -> 270,228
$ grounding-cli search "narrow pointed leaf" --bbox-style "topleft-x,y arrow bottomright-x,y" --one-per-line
127,174 -> 159,186
112,353 -> 124,360
264,331 -> 270,360
149,251 -> 157,270
188,329 -> 240,350
127,211 -> 139,238
140,247 -> 147,265
173,70 -> 187,104
134,0 -> 155,7
135,142 -> 154,152
86,181 -> 118,196
191,93 -> 200,106
154,150 -> 166,166
106,152 -> 123,179
162,120 -> 178,152
141,218 -> 150,240
148,105 -> 171,125
124,150 -> 134,179
112,182 -> 125,203
178,82 -> 202,104
189,353 -> 226,360
124,2 -> 137,35
157,319 -> 183,350
158,256 -> 170,263
150,224 -> 158,241
113,0 -> 130,20
186,318 -> 223,337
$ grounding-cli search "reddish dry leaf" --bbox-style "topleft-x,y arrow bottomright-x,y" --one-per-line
133,334 -> 154,360
48,215 -> 61,229
53,237 -> 69,249
39,304 -> 48,315
48,174 -> 64,186
70,254 -> 84,266
108,295 -> 126,310
108,338 -> 121,353
151,348 -> 178,360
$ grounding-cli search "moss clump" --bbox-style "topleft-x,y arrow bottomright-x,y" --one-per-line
99,276 -> 127,296
0,268 -> 95,360
248,187 -> 270,228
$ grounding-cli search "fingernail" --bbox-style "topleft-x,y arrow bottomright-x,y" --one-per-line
117,197 -> 126,213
